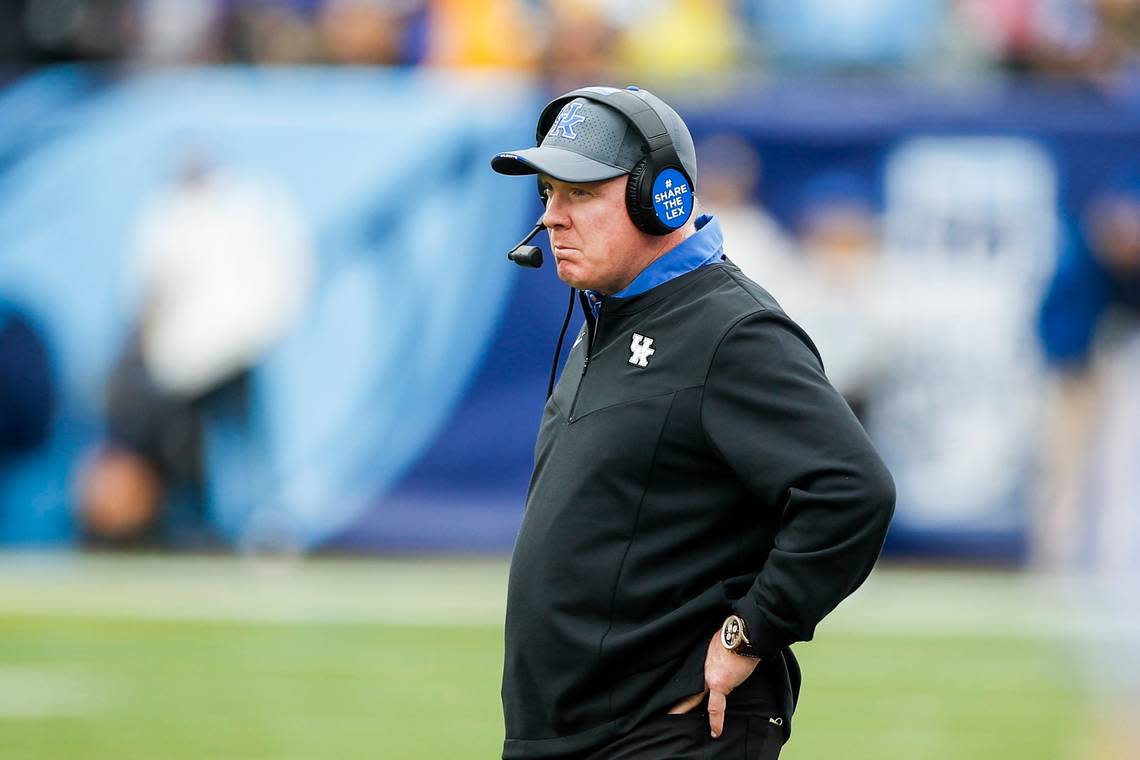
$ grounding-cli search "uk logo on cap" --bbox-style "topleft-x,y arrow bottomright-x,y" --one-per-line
549,103 -> 586,140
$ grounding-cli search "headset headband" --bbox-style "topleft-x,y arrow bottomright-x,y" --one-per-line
536,87 -> 684,177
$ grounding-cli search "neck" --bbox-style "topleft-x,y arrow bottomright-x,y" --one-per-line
613,223 -> 695,292
647,224 -> 695,265
594,217 -> 701,296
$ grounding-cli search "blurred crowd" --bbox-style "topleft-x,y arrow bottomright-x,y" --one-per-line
1,0 -> 1139,89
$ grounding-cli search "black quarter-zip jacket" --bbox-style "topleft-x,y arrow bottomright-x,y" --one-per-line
502,260 -> 896,759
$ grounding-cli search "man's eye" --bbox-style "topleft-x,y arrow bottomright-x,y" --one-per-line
569,188 -> 590,198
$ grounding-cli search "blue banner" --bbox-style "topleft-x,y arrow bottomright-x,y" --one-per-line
2,70 -> 1138,558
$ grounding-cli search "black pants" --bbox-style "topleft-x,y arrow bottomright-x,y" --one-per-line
580,712 -> 784,759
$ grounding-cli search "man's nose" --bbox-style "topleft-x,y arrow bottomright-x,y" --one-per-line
543,193 -> 569,229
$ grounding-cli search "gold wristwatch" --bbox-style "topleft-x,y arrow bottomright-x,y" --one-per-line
721,614 -> 761,659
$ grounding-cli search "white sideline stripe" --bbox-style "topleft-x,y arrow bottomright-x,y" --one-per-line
824,571 -> 1140,641
0,553 -> 511,627
0,554 -> 1136,640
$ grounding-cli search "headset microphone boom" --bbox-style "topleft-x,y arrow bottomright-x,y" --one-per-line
506,217 -> 545,268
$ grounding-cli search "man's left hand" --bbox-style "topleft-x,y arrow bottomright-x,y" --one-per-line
667,631 -> 761,739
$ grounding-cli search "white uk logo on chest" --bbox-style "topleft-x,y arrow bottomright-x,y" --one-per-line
629,334 -> 656,367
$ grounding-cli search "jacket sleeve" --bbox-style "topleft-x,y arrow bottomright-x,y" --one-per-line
700,311 -> 895,657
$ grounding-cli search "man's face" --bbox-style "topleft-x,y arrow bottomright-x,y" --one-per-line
540,174 -> 650,294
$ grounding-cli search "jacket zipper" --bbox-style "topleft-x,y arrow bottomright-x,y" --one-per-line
568,304 -> 601,421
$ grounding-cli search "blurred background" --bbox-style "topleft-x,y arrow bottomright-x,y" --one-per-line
1,0 -> 1139,758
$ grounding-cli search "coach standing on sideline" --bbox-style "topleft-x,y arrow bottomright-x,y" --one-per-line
490,86 -> 895,760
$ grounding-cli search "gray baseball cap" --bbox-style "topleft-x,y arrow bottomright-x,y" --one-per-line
491,87 -> 698,187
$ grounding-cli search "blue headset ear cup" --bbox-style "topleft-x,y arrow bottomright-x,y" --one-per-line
626,158 -> 669,236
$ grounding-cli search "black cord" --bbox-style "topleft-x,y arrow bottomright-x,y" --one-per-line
547,287 -> 577,399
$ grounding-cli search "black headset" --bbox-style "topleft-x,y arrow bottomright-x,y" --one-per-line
534,86 -> 695,236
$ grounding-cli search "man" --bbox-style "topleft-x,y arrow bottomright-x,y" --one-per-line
491,86 -> 895,759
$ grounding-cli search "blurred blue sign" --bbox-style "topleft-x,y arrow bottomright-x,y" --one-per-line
2,70 -> 1139,559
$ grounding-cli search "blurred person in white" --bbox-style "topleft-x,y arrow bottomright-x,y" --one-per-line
695,134 -> 795,285
132,0 -> 224,64
1036,170 -> 1140,757
693,136 -> 870,410
77,153 -> 313,547
730,170 -> 888,421
783,173 -> 889,420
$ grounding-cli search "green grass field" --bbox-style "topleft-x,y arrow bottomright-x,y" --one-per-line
0,555 -> 1089,759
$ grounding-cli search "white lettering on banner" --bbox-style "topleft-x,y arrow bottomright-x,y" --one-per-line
653,184 -> 689,205
872,136 -> 1058,529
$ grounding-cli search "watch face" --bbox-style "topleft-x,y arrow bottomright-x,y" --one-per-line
722,616 -> 743,650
